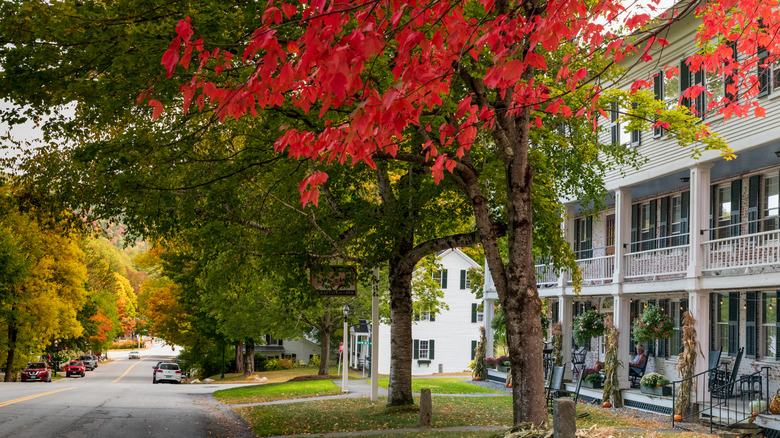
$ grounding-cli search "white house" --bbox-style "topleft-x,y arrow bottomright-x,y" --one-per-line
254,334 -> 322,365
531,3 -> 780,430
376,248 -> 483,375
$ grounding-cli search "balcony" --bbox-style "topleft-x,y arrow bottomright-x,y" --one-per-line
703,226 -> 780,275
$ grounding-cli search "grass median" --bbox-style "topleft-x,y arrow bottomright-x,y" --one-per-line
214,379 -> 343,404
376,377 -> 503,394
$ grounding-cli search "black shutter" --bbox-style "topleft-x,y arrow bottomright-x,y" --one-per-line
748,175 -> 760,235
725,41 -> 738,103
746,291 -> 757,358
414,340 -> 419,359
681,58 -> 691,109
631,104 -> 641,147
710,185 -> 717,239
460,270 -> 466,289
758,48 -> 770,98
631,203 -> 640,252
710,293 -> 718,351
658,299 -> 669,357
429,340 -> 435,360
471,340 -> 477,360
731,179 -> 742,237
611,102 -> 619,145
552,303 -> 559,324
728,292 -> 740,356
653,71 -> 664,138
574,218 -> 581,256
694,67 -> 705,117
472,303 -> 478,323
660,196 -> 669,248
649,199 -> 658,250
646,300 -> 656,355
585,215 -> 593,258
430,311 -> 435,322
681,191 -> 690,246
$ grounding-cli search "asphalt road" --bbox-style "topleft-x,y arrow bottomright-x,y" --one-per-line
0,345 -> 256,438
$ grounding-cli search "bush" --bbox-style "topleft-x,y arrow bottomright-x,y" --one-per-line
640,372 -> 670,388
254,353 -> 268,372
265,358 -> 297,371
581,368 -> 598,379
485,357 -> 498,368
308,355 -> 321,368
584,373 -> 602,385
110,340 -> 138,350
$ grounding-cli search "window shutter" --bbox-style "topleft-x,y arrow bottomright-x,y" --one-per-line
653,71 -> 664,138
728,292 -> 740,356
649,199 -> 658,250
414,313 -> 420,321
645,300 -> 656,355
731,179 -> 742,237
660,197 -> 669,248
471,303 -> 478,323
610,102 -> 619,145
746,291 -> 757,358
758,48 -> 770,98
694,67 -> 705,117
460,270 -> 466,289
681,191 -> 690,245
414,340 -> 419,359
471,340 -> 477,360
631,203 -> 639,252
585,216 -> 593,258
725,42 -> 739,103
429,340 -> 435,360
748,175 -> 760,235
680,58 -> 691,109
710,293 -> 718,351
441,270 -> 447,289
658,299 -> 669,357
430,311 -> 435,322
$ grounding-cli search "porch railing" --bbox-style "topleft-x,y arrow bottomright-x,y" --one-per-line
535,264 -> 558,287
575,254 -> 614,283
624,244 -> 689,279
703,229 -> 780,272
707,367 -> 771,431
670,367 -> 717,430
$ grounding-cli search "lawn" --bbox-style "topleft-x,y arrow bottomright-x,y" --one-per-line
214,379 -> 342,404
376,378 -> 503,394
205,365 -> 361,384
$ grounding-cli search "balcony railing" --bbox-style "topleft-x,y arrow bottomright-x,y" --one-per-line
575,254 -> 614,283
535,264 -> 558,287
703,228 -> 780,272
624,244 -> 689,280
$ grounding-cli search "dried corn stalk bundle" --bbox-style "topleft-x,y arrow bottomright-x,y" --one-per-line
602,315 -> 622,408
552,322 -> 563,366
675,310 -> 700,418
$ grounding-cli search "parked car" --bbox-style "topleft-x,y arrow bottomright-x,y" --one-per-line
65,361 -> 86,378
20,362 -> 52,382
128,351 -> 140,359
89,354 -> 99,368
153,363 -> 182,384
78,355 -> 97,371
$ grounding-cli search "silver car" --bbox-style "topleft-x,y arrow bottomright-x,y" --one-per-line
128,350 -> 141,359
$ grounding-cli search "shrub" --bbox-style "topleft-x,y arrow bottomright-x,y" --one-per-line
640,372 -> 670,388
584,373 -> 602,385
110,340 -> 138,350
486,357 -> 498,368
265,358 -> 297,371
254,353 -> 268,372
309,355 -> 321,368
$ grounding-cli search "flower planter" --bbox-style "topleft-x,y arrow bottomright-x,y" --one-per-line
582,380 -> 602,389
641,385 -> 672,396
497,365 -> 510,373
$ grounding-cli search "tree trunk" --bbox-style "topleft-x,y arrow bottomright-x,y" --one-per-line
4,325 -> 18,382
319,323 -> 331,375
386,256 -> 415,406
235,342 -> 244,374
243,339 -> 255,376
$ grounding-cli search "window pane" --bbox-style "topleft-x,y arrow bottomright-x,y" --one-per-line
763,294 -> 777,357
665,75 -> 680,107
764,175 -> 779,231
719,186 -> 731,221
707,71 -> 724,109
419,340 -> 429,359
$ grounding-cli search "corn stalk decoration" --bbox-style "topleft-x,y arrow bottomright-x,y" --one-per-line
602,316 -> 622,408
675,311 -> 700,419
552,322 -> 563,366
473,326 -> 488,381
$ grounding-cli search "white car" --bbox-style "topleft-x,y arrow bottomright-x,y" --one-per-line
153,363 -> 182,384
128,351 -> 141,359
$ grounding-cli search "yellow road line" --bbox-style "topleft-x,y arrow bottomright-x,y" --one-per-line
112,356 -> 148,383
0,387 -> 75,407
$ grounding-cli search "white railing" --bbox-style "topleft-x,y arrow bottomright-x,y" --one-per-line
535,264 -> 558,286
624,245 -> 689,279
703,229 -> 780,271
575,255 -> 614,282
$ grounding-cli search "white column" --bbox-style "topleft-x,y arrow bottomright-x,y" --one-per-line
688,163 -> 713,278
559,295 -> 573,379
613,294 -> 631,389
688,290 -> 711,398
613,187 -> 632,284
483,259 -> 499,358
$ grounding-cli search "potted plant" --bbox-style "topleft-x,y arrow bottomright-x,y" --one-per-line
496,355 -> 510,373
486,357 -> 498,369
633,304 -> 674,345
640,372 -> 672,396
573,310 -> 605,346
582,369 -> 603,388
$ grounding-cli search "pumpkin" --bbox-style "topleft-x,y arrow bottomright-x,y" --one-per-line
474,376 -> 481,381
507,383 -> 513,388
673,415 -> 682,422
602,401 -> 612,408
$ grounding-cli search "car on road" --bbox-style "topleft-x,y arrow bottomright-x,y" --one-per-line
65,361 -> 86,378
128,350 -> 140,359
153,363 -> 182,384
78,355 -> 97,370
20,362 -> 52,382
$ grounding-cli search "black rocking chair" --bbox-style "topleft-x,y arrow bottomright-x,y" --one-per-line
710,347 -> 744,399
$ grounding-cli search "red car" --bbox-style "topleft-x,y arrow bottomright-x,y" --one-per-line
65,360 -> 86,378
20,362 -> 52,382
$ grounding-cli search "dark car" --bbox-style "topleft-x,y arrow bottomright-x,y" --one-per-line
78,355 -> 97,371
65,361 -> 86,378
21,362 -> 52,382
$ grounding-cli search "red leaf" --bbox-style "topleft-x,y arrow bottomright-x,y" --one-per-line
330,72 -> 348,98
282,4 -> 297,18
755,106 -> 766,117
149,99 -> 164,120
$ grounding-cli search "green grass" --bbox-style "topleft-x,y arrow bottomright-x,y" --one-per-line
206,365 -> 361,383
236,396 -> 513,436
366,432 -> 500,438
376,378 -> 503,394
213,379 -> 342,404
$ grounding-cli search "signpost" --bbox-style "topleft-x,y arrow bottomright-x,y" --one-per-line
310,266 -> 357,297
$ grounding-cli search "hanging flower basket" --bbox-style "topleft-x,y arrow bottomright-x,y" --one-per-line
633,305 -> 675,344
573,310 -> 605,344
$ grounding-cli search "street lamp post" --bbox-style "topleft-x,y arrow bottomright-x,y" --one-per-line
342,304 -> 349,393
53,340 -> 59,377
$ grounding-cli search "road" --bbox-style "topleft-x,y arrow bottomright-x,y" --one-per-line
0,345 -> 256,438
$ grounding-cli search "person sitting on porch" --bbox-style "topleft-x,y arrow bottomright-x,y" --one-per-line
629,346 -> 647,376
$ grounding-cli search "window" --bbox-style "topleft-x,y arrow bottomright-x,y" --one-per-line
706,70 -> 725,109
574,216 -> 592,259
680,57 -> 705,117
414,339 -> 435,360
634,200 -> 657,251
671,196 -> 683,237
471,303 -> 483,323
712,182 -> 740,239
610,102 -> 640,147
653,70 -> 681,138
433,270 -> 448,288
758,48 -> 771,97
669,300 -> 687,356
459,270 -> 472,289
773,61 -> 780,92
764,174 -> 779,231
418,340 -> 429,359
714,293 -> 730,355
762,293 -> 777,358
